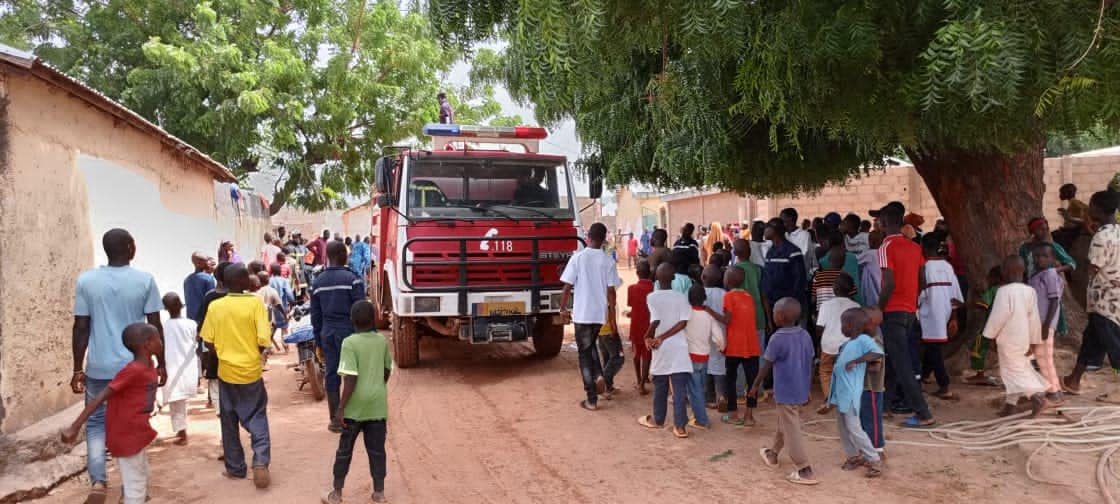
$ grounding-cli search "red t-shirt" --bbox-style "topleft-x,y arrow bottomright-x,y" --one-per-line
627,280 -> 655,343
878,235 -> 925,313
723,290 -> 760,358
106,361 -> 158,457
627,239 -> 639,255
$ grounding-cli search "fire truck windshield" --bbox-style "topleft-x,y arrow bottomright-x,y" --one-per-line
406,158 -> 575,220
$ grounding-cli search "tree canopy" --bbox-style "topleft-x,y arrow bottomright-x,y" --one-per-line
429,0 -> 1120,193
1,0 -> 512,213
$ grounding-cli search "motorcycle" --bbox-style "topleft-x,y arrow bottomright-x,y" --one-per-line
283,326 -> 325,401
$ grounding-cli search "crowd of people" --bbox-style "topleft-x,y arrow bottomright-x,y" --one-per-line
65,228 -> 388,504
560,184 -> 1120,486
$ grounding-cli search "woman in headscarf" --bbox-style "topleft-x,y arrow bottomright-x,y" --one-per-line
218,240 -> 242,264
702,221 -> 726,265
1018,217 -> 1076,337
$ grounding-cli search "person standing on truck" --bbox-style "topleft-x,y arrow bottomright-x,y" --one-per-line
312,241 -> 369,432
438,92 -> 454,124
560,223 -> 621,411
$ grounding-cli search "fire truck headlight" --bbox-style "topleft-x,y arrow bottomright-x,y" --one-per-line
415,296 -> 441,314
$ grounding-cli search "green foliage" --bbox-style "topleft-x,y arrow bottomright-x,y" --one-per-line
428,0 -> 1120,195
1,0 -> 511,213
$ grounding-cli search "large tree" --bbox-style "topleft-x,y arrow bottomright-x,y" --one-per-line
1,0 -> 510,213
428,0 -> 1120,286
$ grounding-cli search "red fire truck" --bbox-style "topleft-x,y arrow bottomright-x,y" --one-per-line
369,124 -> 599,367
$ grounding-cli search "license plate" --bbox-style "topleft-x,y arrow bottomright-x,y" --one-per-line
475,301 -> 526,316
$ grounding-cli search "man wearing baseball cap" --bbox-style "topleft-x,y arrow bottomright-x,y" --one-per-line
875,201 -> 937,428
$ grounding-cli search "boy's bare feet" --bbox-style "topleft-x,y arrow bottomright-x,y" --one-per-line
371,491 -> 388,503
321,489 -> 342,504
997,403 -> 1017,417
1030,394 -> 1050,417
174,430 -> 188,446
253,466 -> 271,489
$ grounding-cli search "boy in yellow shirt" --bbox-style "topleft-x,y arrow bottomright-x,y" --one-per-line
201,263 -> 274,489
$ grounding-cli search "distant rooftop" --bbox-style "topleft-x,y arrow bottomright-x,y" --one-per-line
0,43 -> 236,182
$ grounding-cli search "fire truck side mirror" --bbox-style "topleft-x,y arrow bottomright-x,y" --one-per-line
375,193 -> 395,208
374,156 -> 394,194
588,164 -> 603,200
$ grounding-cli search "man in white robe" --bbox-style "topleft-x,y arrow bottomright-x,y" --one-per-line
982,256 -> 1050,417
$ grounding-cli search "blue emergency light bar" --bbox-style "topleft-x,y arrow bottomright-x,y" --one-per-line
422,123 -> 548,140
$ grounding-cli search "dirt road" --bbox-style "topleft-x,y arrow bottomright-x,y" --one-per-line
37,277 -> 1114,503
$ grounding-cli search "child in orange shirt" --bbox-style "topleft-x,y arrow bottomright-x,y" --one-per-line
707,266 -> 760,426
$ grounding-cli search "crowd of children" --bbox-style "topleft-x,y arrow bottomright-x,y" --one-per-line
63,230 -> 393,504
567,188 -> 1120,487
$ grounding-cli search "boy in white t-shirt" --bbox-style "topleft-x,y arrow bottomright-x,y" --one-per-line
684,283 -> 725,430
560,223 -> 621,411
637,263 -> 693,439
815,273 -> 860,415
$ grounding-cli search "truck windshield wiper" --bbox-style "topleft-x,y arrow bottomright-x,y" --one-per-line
467,204 -> 519,222
484,203 -> 562,220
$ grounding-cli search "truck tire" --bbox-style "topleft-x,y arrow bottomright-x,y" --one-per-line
391,313 -> 420,368
533,319 -> 565,358
374,279 -> 390,330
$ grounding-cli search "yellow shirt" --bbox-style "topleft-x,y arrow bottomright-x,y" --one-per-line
200,293 -> 272,384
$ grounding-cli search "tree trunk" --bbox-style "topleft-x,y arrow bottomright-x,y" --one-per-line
908,142 -> 1045,362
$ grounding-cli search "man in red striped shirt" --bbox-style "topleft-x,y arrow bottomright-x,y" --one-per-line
872,201 -> 936,428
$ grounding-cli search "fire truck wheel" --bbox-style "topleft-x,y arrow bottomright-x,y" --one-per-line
532,321 -> 564,358
391,313 -> 420,368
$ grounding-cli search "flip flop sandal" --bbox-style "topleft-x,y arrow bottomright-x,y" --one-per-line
933,391 -> 960,401
688,418 -> 710,430
900,415 -> 937,429
87,484 -> 107,504
865,464 -> 884,478
672,427 -> 689,438
841,456 -> 865,471
786,470 -> 820,486
637,415 -> 663,429
741,418 -> 757,427
721,414 -> 746,426
759,448 -> 779,468
580,400 -> 599,411
1096,393 -> 1120,404
1061,376 -> 1082,395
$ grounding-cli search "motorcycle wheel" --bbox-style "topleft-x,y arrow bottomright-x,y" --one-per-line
305,358 -> 326,401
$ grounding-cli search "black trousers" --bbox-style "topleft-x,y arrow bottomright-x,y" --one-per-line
724,356 -> 759,411
332,419 -> 387,492
1078,314 -> 1120,371
882,312 -> 933,420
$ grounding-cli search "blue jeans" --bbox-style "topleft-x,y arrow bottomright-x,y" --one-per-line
85,377 -> 112,484
860,390 -> 885,449
688,362 -> 710,426
321,329 -> 352,420
219,379 -> 271,477
598,333 -> 625,389
653,373 -> 690,428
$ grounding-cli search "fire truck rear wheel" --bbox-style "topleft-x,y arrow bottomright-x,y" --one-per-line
391,313 -> 420,368
532,320 -> 564,358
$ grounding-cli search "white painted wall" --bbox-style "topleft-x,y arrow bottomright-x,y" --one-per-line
78,155 -> 270,297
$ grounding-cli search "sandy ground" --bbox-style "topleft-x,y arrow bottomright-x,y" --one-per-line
36,268 -> 1119,503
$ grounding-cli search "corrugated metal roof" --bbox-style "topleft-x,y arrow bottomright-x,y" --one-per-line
0,43 -> 237,182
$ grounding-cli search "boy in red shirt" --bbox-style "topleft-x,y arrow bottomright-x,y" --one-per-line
627,260 -> 655,395
63,323 -> 161,504
708,266 -> 760,426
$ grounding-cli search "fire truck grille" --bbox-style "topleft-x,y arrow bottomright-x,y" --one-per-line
409,251 -> 561,288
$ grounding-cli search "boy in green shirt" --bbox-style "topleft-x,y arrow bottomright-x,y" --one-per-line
733,239 -> 768,350
323,300 -> 393,504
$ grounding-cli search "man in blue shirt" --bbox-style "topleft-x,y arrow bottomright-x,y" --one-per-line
312,240 -> 368,432
71,228 -> 164,504
348,236 -> 371,278
183,251 -> 216,323
761,218 -> 808,330
640,228 -> 651,256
